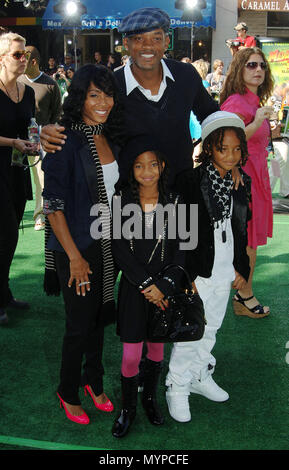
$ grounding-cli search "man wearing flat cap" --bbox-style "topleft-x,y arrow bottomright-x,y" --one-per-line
227,22 -> 256,56
115,7 -> 218,184
40,7 -> 218,186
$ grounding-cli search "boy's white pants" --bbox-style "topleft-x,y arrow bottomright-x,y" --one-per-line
166,219 -> 235,386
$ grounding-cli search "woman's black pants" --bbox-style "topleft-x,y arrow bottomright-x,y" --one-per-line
0,183 -> 26,308
55,241 -> 105,405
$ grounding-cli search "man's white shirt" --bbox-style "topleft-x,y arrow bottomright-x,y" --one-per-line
123,58 -> 175,102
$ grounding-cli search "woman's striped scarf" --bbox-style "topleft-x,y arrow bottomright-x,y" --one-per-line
44,122 -> 115,306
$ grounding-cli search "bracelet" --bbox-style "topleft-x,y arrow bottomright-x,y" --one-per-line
138,276 -> 153,291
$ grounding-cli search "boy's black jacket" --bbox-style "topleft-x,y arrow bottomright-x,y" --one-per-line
176,165 -> 251,282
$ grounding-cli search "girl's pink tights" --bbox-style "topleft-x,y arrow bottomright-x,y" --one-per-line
121,341 -> 164,378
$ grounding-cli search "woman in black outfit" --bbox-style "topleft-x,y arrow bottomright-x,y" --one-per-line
0,32 -> 36,325
42,64 -> 125,425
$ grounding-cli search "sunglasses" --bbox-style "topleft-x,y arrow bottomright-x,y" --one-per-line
7,51 -> 31,60
245,61 -> 267,70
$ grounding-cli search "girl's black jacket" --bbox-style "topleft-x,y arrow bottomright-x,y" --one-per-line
176,164 -> 251,282
111,188 -> 186,297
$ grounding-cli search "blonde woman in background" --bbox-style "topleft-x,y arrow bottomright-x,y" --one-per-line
192,58 -> 211,93
190,59 -> 211,161
206,59 -> 226,101
0,32 -> 36,325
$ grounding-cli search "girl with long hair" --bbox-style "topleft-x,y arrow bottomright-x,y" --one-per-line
111,135 -> 185,438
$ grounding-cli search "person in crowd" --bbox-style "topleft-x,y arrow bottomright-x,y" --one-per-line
192,58 -> 211,87
220,47 -> 275,318
19,45 -> 62,231
0,32 -> 36,325
106,54 -> 120,71
65,66 -> 75,84
63,53 -> 74,71
226,23 -> 257,56
42,64 -> 125,424
111,135 -> 185,438
192,58 -> 210,92
53,64 -> 70,102
166,111 -> 251,422
45,56 -> 57,76
206,59 -> 226,102
268,89 -> 289,199
94,51 -> 105,66
234,22 -> 257,49
40,7 -> 219,188
269,137 -> 289,200
190,58 -> 211,160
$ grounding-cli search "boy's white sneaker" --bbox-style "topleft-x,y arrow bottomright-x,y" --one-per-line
166,383 -> 191,423
190,375 -> 229,402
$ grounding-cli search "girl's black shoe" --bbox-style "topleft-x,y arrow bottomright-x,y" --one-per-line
142,358 -> 164,426
112,375 -> 138,438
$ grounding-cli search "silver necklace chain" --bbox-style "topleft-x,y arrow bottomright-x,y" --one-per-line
0,78 -> 19,103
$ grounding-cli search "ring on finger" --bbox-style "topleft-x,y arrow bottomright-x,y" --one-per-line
78,281 -> 91,287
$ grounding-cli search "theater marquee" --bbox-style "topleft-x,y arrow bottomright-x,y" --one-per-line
238,0 -> 289,10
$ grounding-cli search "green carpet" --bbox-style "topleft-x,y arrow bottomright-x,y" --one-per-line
1,194 -> 289,451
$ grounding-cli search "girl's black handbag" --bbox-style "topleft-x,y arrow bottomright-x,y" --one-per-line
147,265 -> 206,343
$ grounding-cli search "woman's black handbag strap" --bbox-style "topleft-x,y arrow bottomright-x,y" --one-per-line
158,264 -> 192,291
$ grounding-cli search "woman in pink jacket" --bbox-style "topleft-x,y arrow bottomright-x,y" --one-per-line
220,47 -> 275,318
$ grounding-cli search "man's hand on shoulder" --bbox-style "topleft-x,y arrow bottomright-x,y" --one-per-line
40,124 -> 66,153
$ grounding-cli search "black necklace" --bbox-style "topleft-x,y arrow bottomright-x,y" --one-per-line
0,78 -> 19,103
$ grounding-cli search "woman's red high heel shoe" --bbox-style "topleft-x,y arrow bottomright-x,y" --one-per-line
57,393 -> 90,424
84,385 -> 114,412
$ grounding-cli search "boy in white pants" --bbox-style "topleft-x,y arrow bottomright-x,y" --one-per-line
166,112 -> 251,422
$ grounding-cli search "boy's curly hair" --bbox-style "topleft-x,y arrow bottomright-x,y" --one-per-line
197,127 -> 249,167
